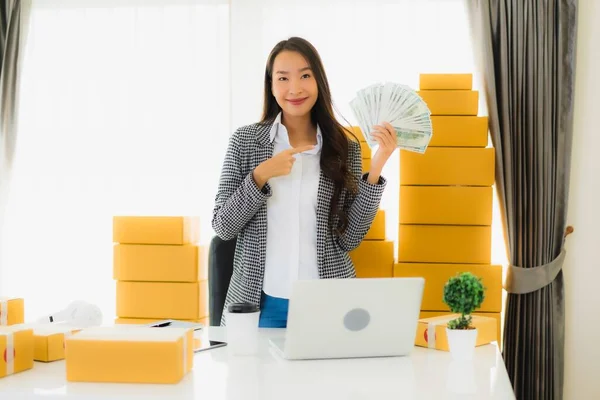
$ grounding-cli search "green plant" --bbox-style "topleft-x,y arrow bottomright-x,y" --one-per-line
443,272 -> 485,330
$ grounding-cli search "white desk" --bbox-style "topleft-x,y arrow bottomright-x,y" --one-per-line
0,327 -> 515,399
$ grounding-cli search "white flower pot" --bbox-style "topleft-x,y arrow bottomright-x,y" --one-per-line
446,327 -> 478,361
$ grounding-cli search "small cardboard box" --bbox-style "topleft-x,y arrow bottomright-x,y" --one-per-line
429,116 -> 488,147
419,74 -> 473,90
0,325 -> 34,378
419,311 -> 501,345
399,186 -> 493,226
417,90 -> 479,116
65,327 -> 193,384
364,210 -> 386,240
350,241 -> 394,278
399,147 -> 495,186
415,314 -> 498,351
113,243 -> 207,282
28,325 -> 81,362
398,225 -> 492,264
113,216 -> 200,245
116,281 -> 209,320
0,297 -> 25,326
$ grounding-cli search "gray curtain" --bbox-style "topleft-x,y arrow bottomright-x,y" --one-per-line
0,0 -> 24,272
466,1 -> 578,399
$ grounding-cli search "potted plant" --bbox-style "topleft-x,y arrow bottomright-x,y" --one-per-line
442,272 -> 485,360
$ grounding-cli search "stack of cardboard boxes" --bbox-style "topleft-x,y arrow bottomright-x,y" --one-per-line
345,127 -> 394,278
0,298 -> 33,378
113,216 -> 209,326
394,73 -> 502,342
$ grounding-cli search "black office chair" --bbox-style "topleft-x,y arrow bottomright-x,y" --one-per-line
208,235 -> 237,326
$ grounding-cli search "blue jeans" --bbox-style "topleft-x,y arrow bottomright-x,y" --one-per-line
259,291 -> 289,328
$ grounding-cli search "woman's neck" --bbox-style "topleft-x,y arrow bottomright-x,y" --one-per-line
281,113 -> 317,146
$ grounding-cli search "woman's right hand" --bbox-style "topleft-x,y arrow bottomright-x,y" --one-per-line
252,144 -> 314,189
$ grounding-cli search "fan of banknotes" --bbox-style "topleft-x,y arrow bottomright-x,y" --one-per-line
349,82 -> 433,154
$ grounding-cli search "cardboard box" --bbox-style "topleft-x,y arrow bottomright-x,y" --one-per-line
65,327 -> 193,384
362,158 -> 371,174
414,314 -> 498,351
398,225 -> 492,264
364,210 -> 386,240
113,244 -> 207,282
400,147 -> 495,186
0,297 -> 24,326
429,116 -> 488,147
399,186 -> 493,225
0,325 -> 34,378
419,74 -> 473,90
349,241 -> 394,278
117,281 -> 208,320
113,216 -> 200,245
419,311 -> 501,345
25,325 -> 80,362
394,263 -> 502,312
417,90 -> 479,115
114,317 -> 209,326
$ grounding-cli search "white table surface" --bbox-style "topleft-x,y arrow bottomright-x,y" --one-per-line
0,326 -> 516,399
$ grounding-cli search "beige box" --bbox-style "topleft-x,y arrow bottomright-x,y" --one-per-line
429,116 -> 488,147
113,216 -> 200,245
349,241 -> 394,278
398,225 -> 492,264
116,281 -> 208,320
417,90 -> 479,115
419,74 -> 473,90
113,244 -> 207,282
400,147 -> 495,186
394,263 -> 502,312
399,186 -> 493,225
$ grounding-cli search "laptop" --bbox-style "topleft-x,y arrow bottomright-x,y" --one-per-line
269,277 -> 424,360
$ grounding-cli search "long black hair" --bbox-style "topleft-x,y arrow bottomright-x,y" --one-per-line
261,37 -> 359,236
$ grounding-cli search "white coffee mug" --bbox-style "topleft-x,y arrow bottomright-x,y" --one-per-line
225,302 -> 260,356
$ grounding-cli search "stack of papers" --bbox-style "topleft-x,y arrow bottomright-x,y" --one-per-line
350,82 -> 433,154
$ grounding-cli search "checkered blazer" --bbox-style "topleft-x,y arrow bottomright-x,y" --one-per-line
212,121 -> 387,325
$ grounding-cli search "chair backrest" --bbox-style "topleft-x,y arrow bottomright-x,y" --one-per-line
208,235 -> 237,326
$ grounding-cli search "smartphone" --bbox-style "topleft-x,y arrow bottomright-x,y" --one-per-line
146,319 -> 227,353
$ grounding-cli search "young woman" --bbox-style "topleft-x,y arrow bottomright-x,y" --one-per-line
212,37 -> 398,327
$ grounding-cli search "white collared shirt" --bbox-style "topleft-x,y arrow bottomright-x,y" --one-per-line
262,112 -> 322,299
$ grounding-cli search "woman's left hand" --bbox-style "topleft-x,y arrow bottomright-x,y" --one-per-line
370,121 -> 397,168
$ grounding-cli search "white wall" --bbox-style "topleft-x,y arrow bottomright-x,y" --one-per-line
564,0 -> 600,398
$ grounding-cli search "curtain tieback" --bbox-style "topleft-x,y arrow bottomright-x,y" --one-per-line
504,226 -> 574,294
